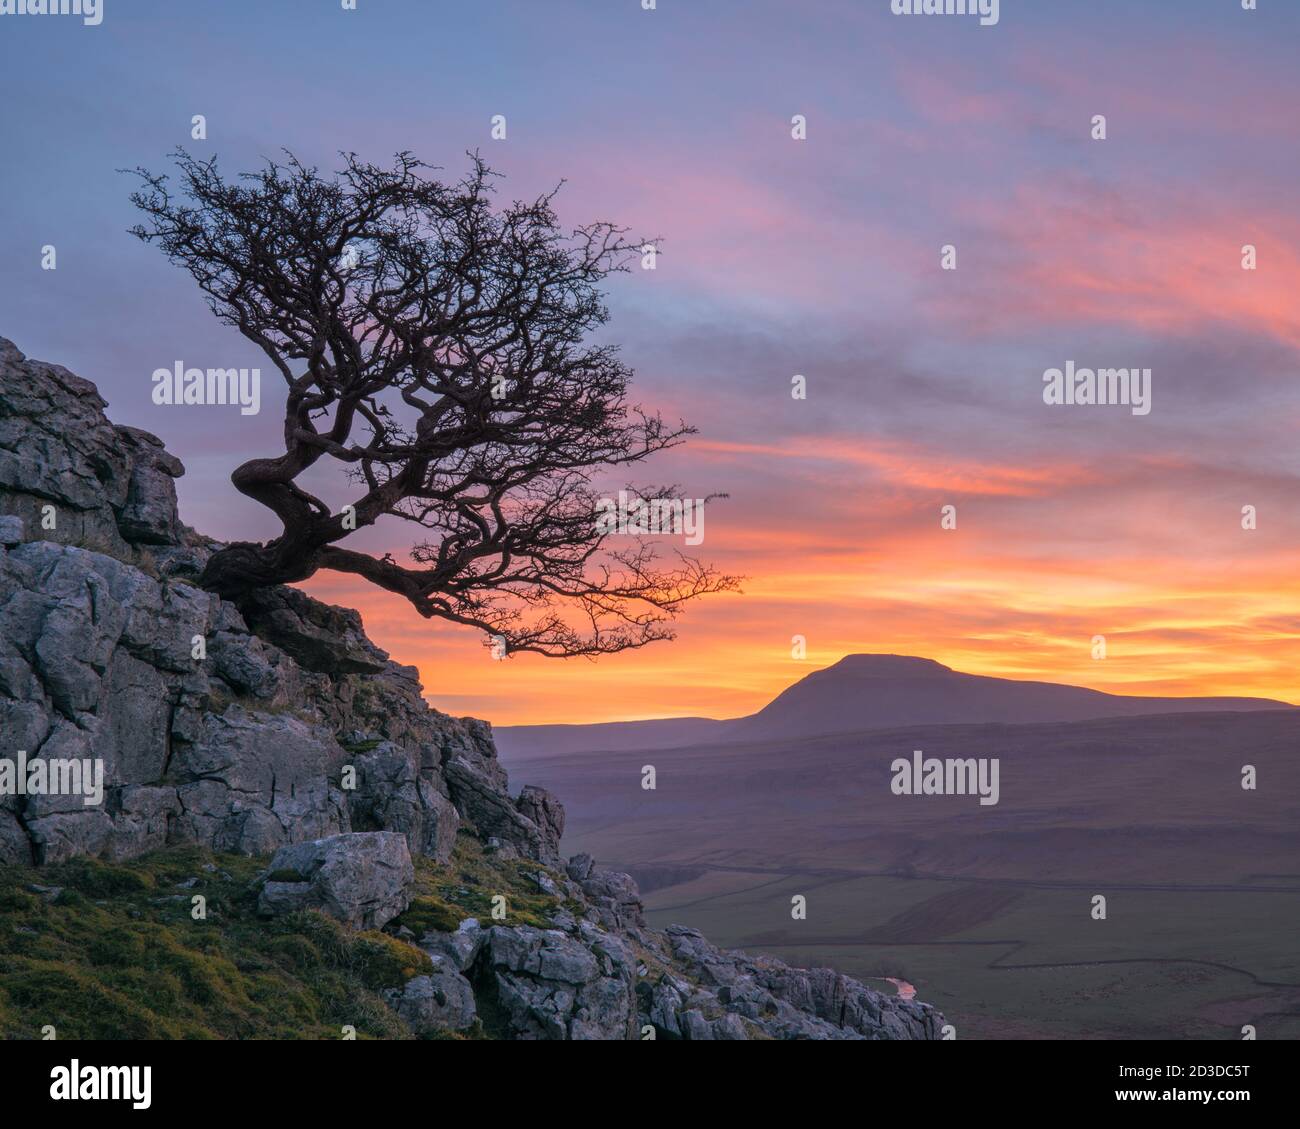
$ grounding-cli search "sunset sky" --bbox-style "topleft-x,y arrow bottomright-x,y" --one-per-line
3,0 -> 1298,723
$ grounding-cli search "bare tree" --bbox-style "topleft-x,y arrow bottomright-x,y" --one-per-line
128,150 -> 737,656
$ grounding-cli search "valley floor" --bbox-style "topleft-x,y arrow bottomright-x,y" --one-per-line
629,865 -> 1300,1040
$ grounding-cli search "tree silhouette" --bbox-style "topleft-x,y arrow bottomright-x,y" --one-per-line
129,150 -> 737,656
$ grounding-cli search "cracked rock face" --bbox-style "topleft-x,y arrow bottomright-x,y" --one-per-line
0,338 -> 564,869
0,338 -> 946,1040
479,922 -> 639,1040
397,860 -> 944,1041
0,338 -> 181,565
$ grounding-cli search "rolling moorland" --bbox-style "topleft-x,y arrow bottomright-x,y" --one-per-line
497,657 -> 1300,1039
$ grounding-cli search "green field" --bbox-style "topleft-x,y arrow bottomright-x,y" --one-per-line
640,868 -> 1300,1039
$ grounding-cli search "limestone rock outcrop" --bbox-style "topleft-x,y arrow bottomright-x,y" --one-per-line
0,337 -> 562,869
0,337 -> 945,1041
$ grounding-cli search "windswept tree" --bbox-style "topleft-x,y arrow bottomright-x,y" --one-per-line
129,150 -> 737,657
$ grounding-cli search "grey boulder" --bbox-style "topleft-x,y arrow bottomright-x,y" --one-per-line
382,957 -> 478,1034
257,831 -> 414,930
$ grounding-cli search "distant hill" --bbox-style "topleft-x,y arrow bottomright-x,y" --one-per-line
721,654 -> 1293,741
492,653 -> 1294,760
492,717 -> 723,759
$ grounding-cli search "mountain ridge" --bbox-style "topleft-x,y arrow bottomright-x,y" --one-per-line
494,652 -> 1294,760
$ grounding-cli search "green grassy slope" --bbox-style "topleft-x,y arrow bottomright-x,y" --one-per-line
0,833 -> 566,1040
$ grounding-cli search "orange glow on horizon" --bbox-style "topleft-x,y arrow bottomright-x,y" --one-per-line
301,532 -> 1300,725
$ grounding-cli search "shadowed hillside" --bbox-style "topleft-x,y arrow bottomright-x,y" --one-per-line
498,707 -> 1300,1038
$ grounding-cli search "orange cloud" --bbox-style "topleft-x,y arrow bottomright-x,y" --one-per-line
692,437 -> 1099,497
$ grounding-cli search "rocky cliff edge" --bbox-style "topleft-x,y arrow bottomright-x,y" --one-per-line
0,337 -> 943,1040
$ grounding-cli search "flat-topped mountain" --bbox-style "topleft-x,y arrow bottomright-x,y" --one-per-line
495,653 -> 1293,759
729,653 -> 1291,740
